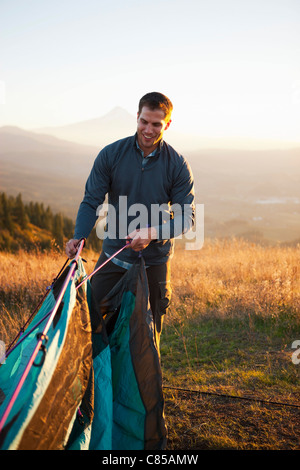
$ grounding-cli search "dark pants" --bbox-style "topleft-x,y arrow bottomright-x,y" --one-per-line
90,251 -> 171,348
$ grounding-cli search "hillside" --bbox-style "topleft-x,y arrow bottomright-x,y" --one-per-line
0,126 -> 98,217
0,192 -> 101,253
187,147 -> 300,243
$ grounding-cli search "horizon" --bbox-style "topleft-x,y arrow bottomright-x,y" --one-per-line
1,105 -> 300,152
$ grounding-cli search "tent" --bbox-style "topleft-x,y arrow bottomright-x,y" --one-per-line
0,248 -> 167,450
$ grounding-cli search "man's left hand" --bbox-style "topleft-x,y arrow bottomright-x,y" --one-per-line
126,227 -> 157,252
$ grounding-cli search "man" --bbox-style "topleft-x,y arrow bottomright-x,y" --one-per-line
66,92 -> 195,346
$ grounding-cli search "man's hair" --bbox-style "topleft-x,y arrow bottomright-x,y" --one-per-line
138,92 -> 173,121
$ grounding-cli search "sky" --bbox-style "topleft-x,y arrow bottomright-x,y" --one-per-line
1,0 -> 300,149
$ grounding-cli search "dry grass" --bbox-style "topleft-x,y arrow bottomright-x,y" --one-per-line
0,248 -> 98,345
1,238 -> 300,449
161,238 -> 300,450
169,238 -> 300,322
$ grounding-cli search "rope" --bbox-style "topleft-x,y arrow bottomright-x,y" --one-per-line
76,241 -> 131,290
163,385 -> 300,410
4,240 -> 129,359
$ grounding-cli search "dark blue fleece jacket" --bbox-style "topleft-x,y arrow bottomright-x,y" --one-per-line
74,134 -> 195,265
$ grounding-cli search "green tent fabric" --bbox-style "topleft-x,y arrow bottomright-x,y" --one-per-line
0,256 -> 167,450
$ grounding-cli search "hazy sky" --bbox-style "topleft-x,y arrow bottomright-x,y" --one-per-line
1,0 -> 300,148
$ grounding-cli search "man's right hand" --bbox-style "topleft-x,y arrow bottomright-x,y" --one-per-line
66,239 -> 80,258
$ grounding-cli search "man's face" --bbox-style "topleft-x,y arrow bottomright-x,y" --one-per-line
136,106 -> 171,156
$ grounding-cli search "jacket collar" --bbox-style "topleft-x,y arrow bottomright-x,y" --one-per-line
133,133 -> 164,156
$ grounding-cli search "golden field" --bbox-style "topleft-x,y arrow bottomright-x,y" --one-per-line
0,239 -> 300,449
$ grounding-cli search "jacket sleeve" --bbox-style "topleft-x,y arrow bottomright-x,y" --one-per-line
154,157 -> 195,240
74,148 -> 111,239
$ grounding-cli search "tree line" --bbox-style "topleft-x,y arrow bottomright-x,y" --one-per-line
0,192 -> 102,252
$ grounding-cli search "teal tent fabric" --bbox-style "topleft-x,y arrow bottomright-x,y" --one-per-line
0,258 -> 94,450
0,257 -> 167,450
68,257 -> 167,450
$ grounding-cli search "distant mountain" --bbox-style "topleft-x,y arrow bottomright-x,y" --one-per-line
0,125 -> 98,175
34,107 -> 137,148
33,106 -> 204,151
0,125 -> 99,217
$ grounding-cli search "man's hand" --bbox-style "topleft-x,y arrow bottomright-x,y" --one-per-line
66,238 -> 80,258
126,227 -> 157,252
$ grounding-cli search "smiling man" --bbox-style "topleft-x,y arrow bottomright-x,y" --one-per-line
136,97 -> 172,157
66,92 -> 195,346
